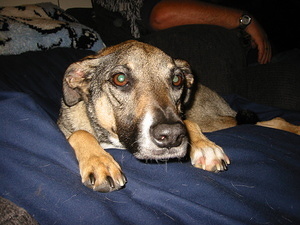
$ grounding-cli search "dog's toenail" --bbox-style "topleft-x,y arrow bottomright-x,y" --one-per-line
222,160 -> 228,171
107,176 -> 115,188
89,173 -> 96,185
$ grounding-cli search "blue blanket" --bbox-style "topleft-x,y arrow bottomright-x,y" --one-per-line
0,48 -> 299,225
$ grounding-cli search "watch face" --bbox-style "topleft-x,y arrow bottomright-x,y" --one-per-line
241,15 -> 251,25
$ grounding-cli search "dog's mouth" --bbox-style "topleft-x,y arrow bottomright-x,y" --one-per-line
133,139 -> 188,160
116,111 -> 188,160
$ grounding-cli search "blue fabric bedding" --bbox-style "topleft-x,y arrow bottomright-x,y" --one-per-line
0,48 -> 299,224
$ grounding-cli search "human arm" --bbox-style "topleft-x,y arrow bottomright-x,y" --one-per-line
149,0 -> 271,64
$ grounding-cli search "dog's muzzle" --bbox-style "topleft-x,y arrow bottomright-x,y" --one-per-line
134,112 -> 188,160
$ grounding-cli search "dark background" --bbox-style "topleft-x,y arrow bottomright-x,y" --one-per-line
219,0 -> 300,53
68,0 -> 300,54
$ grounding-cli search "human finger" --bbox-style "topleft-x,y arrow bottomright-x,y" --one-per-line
258,40 -> 272,64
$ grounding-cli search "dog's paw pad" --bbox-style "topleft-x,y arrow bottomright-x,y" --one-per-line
80,155 -> 127,192
190,141 -> 230,172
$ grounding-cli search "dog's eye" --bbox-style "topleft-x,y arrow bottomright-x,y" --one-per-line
172,74 -> 183,87
112,73 -> 129,86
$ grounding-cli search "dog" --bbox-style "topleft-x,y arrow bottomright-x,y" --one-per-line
58,40 -> 299,192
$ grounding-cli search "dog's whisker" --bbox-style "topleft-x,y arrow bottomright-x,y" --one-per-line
164,161 -> 168,172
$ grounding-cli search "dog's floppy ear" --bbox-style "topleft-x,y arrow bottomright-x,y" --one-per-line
63,46 -> 119,106
174,59 -> 194,104
62,59 -> 97,106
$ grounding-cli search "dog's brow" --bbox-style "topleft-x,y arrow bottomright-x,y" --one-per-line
110,65 -> 131,73
172,67 -> 183,75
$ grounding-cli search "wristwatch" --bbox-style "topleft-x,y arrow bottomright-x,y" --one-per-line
238,13 -> 252,29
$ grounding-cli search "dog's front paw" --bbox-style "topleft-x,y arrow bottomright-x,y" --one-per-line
79,154 -> 127,192
190,140 -> 230,172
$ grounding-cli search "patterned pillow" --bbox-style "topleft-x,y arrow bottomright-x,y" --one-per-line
0,3 -> 105,55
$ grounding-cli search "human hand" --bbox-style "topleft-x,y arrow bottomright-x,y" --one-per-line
246,19 -> 272,64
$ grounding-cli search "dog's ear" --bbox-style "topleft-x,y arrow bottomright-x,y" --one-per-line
174,59 -> 194,87
174,59 -> 194,104
63,46 -> 118,106
62,60 -> 94,106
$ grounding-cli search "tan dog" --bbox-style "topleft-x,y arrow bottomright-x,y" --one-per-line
58,40 -> 299,192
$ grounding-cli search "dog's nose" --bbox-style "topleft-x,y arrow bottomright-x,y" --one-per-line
151,123 -> 187,148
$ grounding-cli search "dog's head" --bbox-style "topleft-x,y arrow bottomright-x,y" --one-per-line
63,40 -> 194,160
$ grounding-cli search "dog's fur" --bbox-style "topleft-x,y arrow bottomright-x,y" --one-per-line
58,40 -> 299,192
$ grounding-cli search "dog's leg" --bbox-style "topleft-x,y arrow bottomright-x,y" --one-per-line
184,120 -> 230,172
257,117 -> 300,135
68,130 -> 127,192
